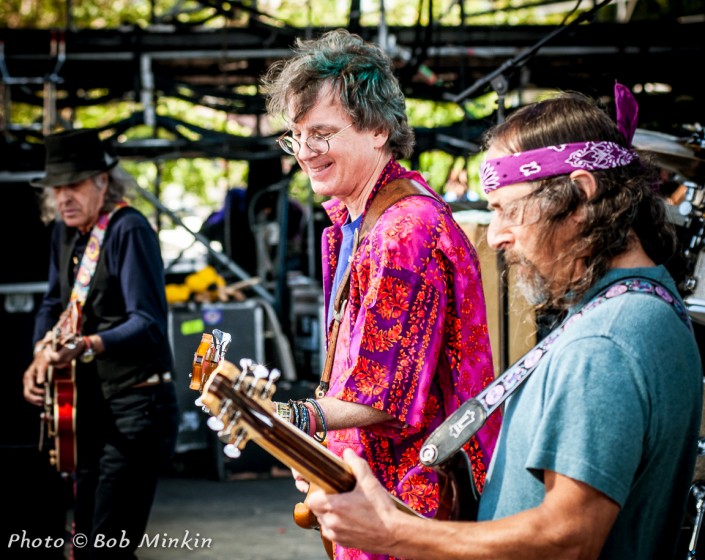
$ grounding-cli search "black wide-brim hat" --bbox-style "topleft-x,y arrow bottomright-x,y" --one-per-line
30,128 -> 118,188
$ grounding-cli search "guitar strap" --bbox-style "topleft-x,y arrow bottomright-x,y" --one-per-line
315,179 -> 438,399
419,276 -> 692,467
69,201 -> 128,307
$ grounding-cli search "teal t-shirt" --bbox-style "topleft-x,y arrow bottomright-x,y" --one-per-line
478,266 -> 702,559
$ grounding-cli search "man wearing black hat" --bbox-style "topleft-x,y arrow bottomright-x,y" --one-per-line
23,128 -> 179,559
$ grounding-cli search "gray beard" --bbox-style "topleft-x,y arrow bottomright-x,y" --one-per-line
506,253 -> 550,307
516,271 -> 550,306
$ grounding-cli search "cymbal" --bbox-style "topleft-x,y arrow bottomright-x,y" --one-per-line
632,128 -> 705,182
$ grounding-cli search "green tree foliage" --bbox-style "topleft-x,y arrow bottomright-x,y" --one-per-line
6,0 -> 659,212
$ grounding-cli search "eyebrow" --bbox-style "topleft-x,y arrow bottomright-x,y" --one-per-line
289,124 -> 336,135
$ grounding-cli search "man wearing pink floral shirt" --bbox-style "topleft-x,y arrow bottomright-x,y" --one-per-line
263,29 -> 499,560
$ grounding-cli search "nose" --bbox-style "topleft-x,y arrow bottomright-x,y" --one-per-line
296,138 -> 318,161
486,214 -> 513,251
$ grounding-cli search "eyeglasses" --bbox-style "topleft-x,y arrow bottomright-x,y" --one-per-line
276,123 -> 353,156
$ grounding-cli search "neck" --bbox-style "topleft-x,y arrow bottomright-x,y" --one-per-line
77,211 -> 104,235
343,153 -> 391,221
560,236 -> 655,295
77,222 -> 97,235
609,236 -> 656,269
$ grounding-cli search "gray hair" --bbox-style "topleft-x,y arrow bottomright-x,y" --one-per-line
38,165 -> 137,225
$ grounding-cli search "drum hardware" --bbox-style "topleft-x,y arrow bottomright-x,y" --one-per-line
686,482 -> 705,559
672,178 -> 705,324
683,123 -> 705,153
633,128 -> 705,184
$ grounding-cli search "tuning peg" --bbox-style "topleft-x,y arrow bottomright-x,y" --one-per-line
223,444 -> 241,458
240,358 -> 253,371
233,369 -> 248,391
223,429 -> 246,458
262,368 -> 281,397
207,416 -> 225,431
220,333 -> 232,357
253,364 -> 269,379
207,401 -> 231,431
221,411 -> 241,435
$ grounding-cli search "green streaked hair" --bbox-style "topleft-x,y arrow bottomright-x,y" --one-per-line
262,29 -> 414,160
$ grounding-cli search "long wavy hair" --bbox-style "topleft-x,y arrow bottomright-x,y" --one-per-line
262,28 -> 415,160
483,92 -> 676,312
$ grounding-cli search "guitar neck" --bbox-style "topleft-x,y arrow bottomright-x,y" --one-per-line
207,373 -> 355,493
202,367 -> 423,517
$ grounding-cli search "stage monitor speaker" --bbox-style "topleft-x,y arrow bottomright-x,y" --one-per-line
168,301 -> 266,477
167,300 -> 318,480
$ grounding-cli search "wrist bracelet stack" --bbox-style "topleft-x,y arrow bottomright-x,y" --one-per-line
274,398 -> 327,443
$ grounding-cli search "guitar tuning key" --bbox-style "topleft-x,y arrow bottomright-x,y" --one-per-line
223,428 -> 247,458
262,368 -> 281,397
220,333 -> 232,358
207,415 -> 225,431
223,444 -> 241,458
206,399 -> 232,431
239,358 -> 253,371
243,364 -> 268,398
220,411 -> 242,437
233,369 -> 248,392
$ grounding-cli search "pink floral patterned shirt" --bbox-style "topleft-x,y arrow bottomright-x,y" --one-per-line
321,159 -> 501,560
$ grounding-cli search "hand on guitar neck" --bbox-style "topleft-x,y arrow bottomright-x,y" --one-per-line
23,301 -> 83,407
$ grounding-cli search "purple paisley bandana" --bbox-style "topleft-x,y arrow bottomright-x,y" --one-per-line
614,81 -> 638,145
481,82 -> 640,193
480,141 -> 638,193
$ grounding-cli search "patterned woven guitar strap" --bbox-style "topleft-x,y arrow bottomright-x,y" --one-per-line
70,201 -> 128,306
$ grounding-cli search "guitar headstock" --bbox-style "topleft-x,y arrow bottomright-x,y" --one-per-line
196,358 -> 357,494
190,328 -> 232,392
198,358 -> 281,459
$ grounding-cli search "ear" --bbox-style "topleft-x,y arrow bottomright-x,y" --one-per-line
569,170 -> 597,201
568,170 -> 598,225
94,172 -> 109,190
371,128 -> 389,150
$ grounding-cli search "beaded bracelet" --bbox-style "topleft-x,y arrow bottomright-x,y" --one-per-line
299,401 -> 310,435
289,399 -> 300,429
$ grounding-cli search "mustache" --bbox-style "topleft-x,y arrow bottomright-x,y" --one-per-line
501,249 -> 533,270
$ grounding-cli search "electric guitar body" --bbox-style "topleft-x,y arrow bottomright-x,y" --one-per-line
42,300 -> 81,474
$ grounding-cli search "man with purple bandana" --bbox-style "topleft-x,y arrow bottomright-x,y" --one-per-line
263,29 -> 499,560
304,84 -> 703,559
